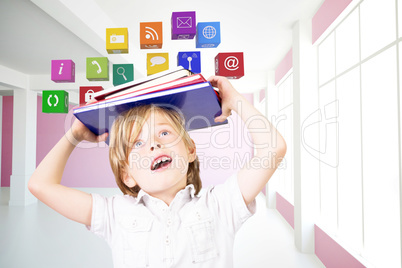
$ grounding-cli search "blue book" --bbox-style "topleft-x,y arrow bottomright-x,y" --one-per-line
73,81 -> 226,143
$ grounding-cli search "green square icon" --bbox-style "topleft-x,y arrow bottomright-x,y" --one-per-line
113,64 -> 134,86
42,90 -> 69,114
86,57 -> 109,81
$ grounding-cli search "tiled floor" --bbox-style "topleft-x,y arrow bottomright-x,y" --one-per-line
0,188 -> 324,268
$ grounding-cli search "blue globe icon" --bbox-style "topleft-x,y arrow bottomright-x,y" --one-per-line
202,26 -> 216,39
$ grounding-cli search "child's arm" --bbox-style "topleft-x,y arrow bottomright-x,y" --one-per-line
208,76 -> 287,206
28,119 -> 108,225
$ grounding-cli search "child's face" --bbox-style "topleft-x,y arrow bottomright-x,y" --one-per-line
123,111 -> 196,198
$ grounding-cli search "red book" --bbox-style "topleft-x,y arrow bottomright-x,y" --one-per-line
73,81 -> 226,144
93,66 -> 191,101
105,73 -> 206,102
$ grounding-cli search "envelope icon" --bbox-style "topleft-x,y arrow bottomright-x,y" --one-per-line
177,17 -> 192,28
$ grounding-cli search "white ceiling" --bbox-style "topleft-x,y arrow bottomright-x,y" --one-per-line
0,0 -> 324,93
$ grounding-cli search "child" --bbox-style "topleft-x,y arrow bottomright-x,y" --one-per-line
29,76 -> 286,267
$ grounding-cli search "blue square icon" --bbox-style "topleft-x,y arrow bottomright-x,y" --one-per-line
196,22 -> 221,48
178,51 -> 201,73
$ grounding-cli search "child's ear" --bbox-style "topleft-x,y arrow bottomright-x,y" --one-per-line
188,139 -> 197,163
122,169 -> 137,188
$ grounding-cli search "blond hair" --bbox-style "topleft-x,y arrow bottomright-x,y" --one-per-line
109,104 -> 201,197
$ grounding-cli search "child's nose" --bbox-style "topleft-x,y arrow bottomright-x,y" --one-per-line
150,143 -> 162,151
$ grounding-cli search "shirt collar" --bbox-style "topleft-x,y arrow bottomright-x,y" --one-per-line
133,183 -> 196,206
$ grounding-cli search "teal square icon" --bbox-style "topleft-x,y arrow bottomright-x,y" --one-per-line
86,57 -> 109,81
42,90 -> 69,114
113,64 -> 134,86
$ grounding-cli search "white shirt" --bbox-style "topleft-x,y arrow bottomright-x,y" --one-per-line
87,174 -> 256,268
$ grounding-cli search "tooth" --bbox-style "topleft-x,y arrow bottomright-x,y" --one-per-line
162,157 -> 168,162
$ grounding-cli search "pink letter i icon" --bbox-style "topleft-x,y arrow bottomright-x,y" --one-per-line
51,59 -> 75,83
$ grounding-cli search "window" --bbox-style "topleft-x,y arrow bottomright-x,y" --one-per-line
316,0 -> 401,266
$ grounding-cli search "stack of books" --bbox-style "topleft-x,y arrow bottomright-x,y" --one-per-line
73,66 -> 226,142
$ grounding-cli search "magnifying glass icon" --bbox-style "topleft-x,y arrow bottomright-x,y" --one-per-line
117,67 -> 127,81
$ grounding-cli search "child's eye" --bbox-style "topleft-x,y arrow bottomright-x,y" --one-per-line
160,131 -> 170,137
134,140 -> 144,148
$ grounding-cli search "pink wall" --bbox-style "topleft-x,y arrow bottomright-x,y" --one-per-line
1,96 -> 114,188
315,225 -> 366,268
2,94 -> 255,189
312,0 -> 353,44
36,96 -> 115,187
1,96 -> 13,187
275,190 -> 365,268
275,49 -> 292,85
275,0 -> 353,83
259,88 -> 265,103
276,192 -> 294,228
191,93 -> 254,188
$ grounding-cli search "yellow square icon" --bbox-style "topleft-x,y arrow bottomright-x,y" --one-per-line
147,53 -> 169,75
106,28 -> 128,54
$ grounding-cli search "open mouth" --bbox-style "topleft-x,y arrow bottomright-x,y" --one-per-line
151,156 -> 172,171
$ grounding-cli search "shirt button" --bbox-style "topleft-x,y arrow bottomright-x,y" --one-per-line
167,219 -> 172,226
132,220 -> 137,227
165,238 -> 170,245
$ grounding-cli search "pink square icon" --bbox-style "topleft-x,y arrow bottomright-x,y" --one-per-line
51,60 -> 75,83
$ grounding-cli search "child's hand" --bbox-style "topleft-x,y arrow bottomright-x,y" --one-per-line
208,76 -> 243,123
68,119 -> 109,145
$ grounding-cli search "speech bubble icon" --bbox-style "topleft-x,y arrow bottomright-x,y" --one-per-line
150,56 -> 166,67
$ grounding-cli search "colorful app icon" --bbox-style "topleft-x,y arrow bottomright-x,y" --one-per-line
215,52 -> 244,79
147,53 -> 169,75
106,28 -> 129,54
196,22 -> 221,48
113,64 -> 134,86
79,86 -> 103,105
42,90 -> 69,114
140,22 -> 163,49
86,57 -> 109,81
51,60 -> 75,83
172,11 -> 196,40
178,51 -> 201,73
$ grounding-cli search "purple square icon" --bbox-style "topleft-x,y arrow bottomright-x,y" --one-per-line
171,11 -> 196,40
51,60 -> 75,83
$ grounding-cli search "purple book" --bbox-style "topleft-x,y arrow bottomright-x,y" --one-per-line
73,82 -> 226,144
